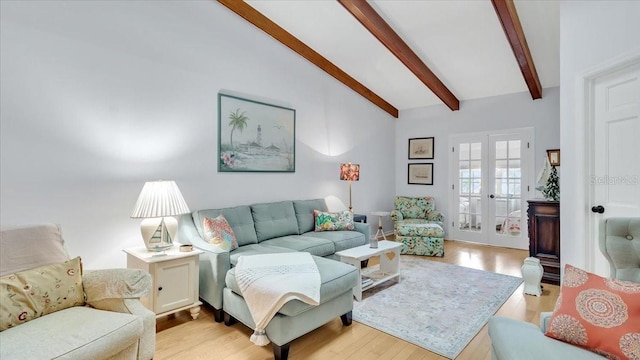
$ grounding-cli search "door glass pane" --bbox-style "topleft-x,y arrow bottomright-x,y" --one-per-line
470,143 -> 482,160
458,142 -> 481,232
495,141 -> 507,159
495,140 -> 522,236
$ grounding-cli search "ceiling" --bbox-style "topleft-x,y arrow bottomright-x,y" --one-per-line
231,0 -> 559,116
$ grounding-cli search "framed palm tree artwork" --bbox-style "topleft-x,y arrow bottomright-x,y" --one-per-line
218,93 -> 295,172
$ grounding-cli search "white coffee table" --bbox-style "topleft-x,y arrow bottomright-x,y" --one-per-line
335,240 -> 401,301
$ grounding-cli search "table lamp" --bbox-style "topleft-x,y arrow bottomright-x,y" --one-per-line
130,180 -> 190,252
339,163 -> 360,213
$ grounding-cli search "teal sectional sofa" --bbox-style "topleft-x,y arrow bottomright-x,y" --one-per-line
178,199 -> 369,359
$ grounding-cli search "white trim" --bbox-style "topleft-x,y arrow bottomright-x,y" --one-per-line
581,50 -> 640,272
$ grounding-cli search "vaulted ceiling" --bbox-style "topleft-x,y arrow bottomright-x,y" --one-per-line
219,0 -> 560,118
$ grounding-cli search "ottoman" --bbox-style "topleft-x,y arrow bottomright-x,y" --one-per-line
223,255 -> 358,360
396,219 -> 445,256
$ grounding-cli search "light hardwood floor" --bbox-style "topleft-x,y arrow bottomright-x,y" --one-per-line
155,240 -> 560,359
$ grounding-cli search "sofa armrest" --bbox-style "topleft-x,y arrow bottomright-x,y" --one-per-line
354,222 -> 371,245
83,269 -> 151,302
426,210 -> 444,223
390,210 -> 403,222
177,214 -> 230,311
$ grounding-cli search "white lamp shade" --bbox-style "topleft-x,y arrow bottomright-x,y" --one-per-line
130,180 -> 190,218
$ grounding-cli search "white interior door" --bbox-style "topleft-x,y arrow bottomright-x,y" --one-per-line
450,129 -> 533,249
589,61 -> 640,276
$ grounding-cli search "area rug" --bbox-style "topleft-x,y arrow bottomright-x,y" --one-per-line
353,256 -> 523,359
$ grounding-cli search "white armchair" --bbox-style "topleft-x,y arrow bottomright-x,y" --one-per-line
0,224 -> 156,359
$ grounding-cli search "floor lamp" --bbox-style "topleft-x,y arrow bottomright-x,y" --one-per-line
340,163 -> 360,213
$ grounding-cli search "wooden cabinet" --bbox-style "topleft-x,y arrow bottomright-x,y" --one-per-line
124,245 -> 203,319
527,200 -> 560,285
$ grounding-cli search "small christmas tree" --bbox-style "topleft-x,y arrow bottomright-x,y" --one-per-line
543,166 -> 560,201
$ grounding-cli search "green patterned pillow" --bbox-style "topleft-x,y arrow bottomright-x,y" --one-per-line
0,256 -> 84,331
314,210 -> 355,232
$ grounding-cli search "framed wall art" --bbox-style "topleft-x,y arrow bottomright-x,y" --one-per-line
547,149 -> 560,166
408,137 -> 434,159
408,163 -> 433,185
218,93 -> 295,172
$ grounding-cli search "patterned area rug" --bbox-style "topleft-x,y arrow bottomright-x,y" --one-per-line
353,256 -> 523,359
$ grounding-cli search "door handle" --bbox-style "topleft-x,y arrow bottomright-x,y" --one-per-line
489,194 -> 495,199
591,205 -> 605,214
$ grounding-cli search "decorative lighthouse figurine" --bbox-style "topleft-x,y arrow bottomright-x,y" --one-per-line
521,257 -> 543,296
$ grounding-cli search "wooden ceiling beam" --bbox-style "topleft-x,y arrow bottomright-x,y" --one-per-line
338,0 -> 460,111
217,0 -> 398,118
491,0 -> 543,99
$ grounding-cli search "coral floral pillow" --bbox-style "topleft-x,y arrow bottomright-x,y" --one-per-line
0,256 -> 85,331
203,215 -> 238,251
314,210 -> 355,231
545,264 -> 640,360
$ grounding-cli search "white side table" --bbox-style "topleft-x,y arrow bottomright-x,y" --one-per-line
123,244 -> 203,319
371,211 -> 390,242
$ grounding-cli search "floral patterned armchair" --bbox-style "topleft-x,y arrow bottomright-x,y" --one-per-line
391,196 -> 445,256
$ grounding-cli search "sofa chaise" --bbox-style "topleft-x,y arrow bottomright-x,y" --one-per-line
178,198 -> 369,359
0,224 -> 156,360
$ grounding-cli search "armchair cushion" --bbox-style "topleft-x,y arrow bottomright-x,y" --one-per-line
83,268 -> 151,303
0,256 -> 84,331
394,196 -> 436,219
0,224 -> 69,276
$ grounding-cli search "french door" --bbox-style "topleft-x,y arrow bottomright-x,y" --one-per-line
449,128 -> 533,249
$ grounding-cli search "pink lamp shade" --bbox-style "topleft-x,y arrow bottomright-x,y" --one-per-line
340,163 -> 360,181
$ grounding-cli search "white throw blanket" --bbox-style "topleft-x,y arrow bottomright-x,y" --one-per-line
234,252 -> 321,346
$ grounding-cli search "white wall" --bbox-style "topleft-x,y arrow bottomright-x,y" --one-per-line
559,1 -> 640,272
0,1 -> 396,268
396,88 -> 560,233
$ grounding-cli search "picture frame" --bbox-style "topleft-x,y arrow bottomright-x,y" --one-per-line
408,163 -> 434,185
218,93 -> 295,172
408,137 -> 434,159
547,149 -> 560,166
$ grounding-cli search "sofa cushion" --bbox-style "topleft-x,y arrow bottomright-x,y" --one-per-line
251,201 -> 299,242
193,206 -> 258,246
314,210 -> 355,231
229,244 -> 296,266
226,256 -> 357,317
0,257 -> 84,331
203,215 -> 239,251
260,235 -> 336,257
293,199 -> 328,234
0,306 -> 143,359
303,231 -> 366,253
0,224 -> 70,276
545,264 -> 640,360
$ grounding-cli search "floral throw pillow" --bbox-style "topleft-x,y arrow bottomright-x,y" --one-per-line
0,256 -> 85,331
544,264 -> 640,360
314,210 -> 355,232
203,215 -> 238,251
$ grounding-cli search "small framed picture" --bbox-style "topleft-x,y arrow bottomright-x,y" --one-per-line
408,137 -> 434,159
547,149 -> 560,166
408,163 -> 433,185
